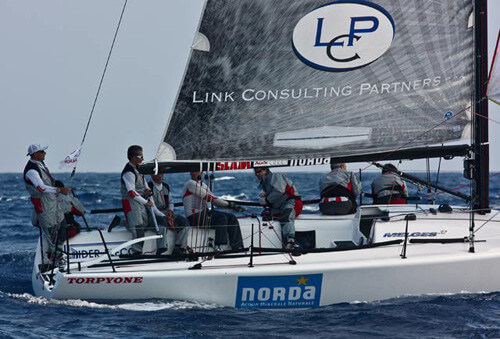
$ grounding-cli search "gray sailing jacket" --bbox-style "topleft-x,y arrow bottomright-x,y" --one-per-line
148,181 -> 174,213
258,172 -> 299,212
120,162 -> 148,227
319,170 -> 361,197
371,173 -> 408,198
24,160 -> 59,228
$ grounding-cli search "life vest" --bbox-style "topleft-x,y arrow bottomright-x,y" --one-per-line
23,160 -> 57,219
148,181 -> 171,212
120,163 -> 147,200
120,162 -> 148,217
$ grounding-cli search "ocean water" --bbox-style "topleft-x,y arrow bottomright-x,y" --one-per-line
1,171 -> 500,338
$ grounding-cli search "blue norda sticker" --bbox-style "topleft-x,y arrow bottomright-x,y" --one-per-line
235,274 -> 323,309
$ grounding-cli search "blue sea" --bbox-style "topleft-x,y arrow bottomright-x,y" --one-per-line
1,171 -> 500,338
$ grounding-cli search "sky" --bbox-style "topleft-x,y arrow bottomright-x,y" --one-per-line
1,0 -> 499,174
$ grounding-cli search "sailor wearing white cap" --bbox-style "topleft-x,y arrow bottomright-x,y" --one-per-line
23,144 -> 71,263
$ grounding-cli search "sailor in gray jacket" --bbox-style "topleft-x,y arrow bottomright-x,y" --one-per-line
254,167 -> 303,249
371,164 -> 408,204
148,173 -> 187,254
319,163 -> 361,215
24,144 -> 71,263
120,145 -> 153,254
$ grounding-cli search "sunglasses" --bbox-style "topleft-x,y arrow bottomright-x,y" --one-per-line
135,155 -> 144,160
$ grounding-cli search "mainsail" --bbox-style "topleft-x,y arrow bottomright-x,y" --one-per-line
157,0 -> 475,162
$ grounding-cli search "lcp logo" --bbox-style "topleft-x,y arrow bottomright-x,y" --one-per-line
292,1 -> 395,72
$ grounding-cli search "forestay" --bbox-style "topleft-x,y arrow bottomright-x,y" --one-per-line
157,0 -> 475,162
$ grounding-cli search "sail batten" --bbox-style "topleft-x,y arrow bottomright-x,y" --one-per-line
159,0 -> 475,161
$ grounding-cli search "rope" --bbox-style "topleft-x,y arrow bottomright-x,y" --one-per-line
70,0 -> 128,179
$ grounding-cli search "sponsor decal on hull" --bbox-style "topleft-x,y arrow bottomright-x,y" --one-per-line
235,274 -> 322,309
383,232 -> 441,238
64,245 -> 135,259
67,277 -> 143,285
292,0 -> 395,72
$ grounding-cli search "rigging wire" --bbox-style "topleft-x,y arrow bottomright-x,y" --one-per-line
473,211 -> 500,234
70,0 -> 128,179
357,102 -> 472,175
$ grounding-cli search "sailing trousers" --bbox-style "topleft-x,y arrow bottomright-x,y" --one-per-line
122,199 -> 148,253
188,211 -> 243,250
149,214 -> 188,251
271,200 -> 303,244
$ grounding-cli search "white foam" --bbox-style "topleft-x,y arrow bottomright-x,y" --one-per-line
214,176 -> 235,181
117,300 -> 219,311
7,293 -> 116,309
220,193 -> 249,201
6,292 -> 219,311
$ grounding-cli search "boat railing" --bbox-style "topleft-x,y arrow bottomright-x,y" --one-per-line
46,226 -> 117,284
67,233 -> 162,272
45,227 -> 161,285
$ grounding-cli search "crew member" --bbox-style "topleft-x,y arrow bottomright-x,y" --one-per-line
254,167 -> 302,249
53,180 -> 86,239
319,163 -> 361,215
24,144 -> 71,264
371,163 -> 408,204
182,172 -> 244,251
120,145 -> 153,255
149,173 -> 188,254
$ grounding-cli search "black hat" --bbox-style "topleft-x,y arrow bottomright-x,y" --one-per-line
382,163 -> 398,173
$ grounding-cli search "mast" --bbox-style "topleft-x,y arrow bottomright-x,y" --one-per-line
473,0 -> 489,212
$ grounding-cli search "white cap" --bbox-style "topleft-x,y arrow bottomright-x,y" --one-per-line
27,144 -> 48,156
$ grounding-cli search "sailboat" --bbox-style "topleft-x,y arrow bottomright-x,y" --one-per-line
32,0 -> 500,309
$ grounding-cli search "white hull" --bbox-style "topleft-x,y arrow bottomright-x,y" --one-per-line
32,205 -> 500,309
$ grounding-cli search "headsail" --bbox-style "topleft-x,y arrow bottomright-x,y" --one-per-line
487,30 -> 500,105
158,0 -> 475,162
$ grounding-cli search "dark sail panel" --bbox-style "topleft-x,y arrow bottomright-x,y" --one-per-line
158,0 -> 474,161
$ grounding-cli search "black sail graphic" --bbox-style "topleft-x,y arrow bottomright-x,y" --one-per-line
157,0 -> 474,161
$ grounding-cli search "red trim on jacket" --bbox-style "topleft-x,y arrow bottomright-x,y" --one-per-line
128,190 -> 139,199
121,199 -> 131,219
294,200 -> 303,217
30,198 -> 43,214
71,206 -> 84,216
